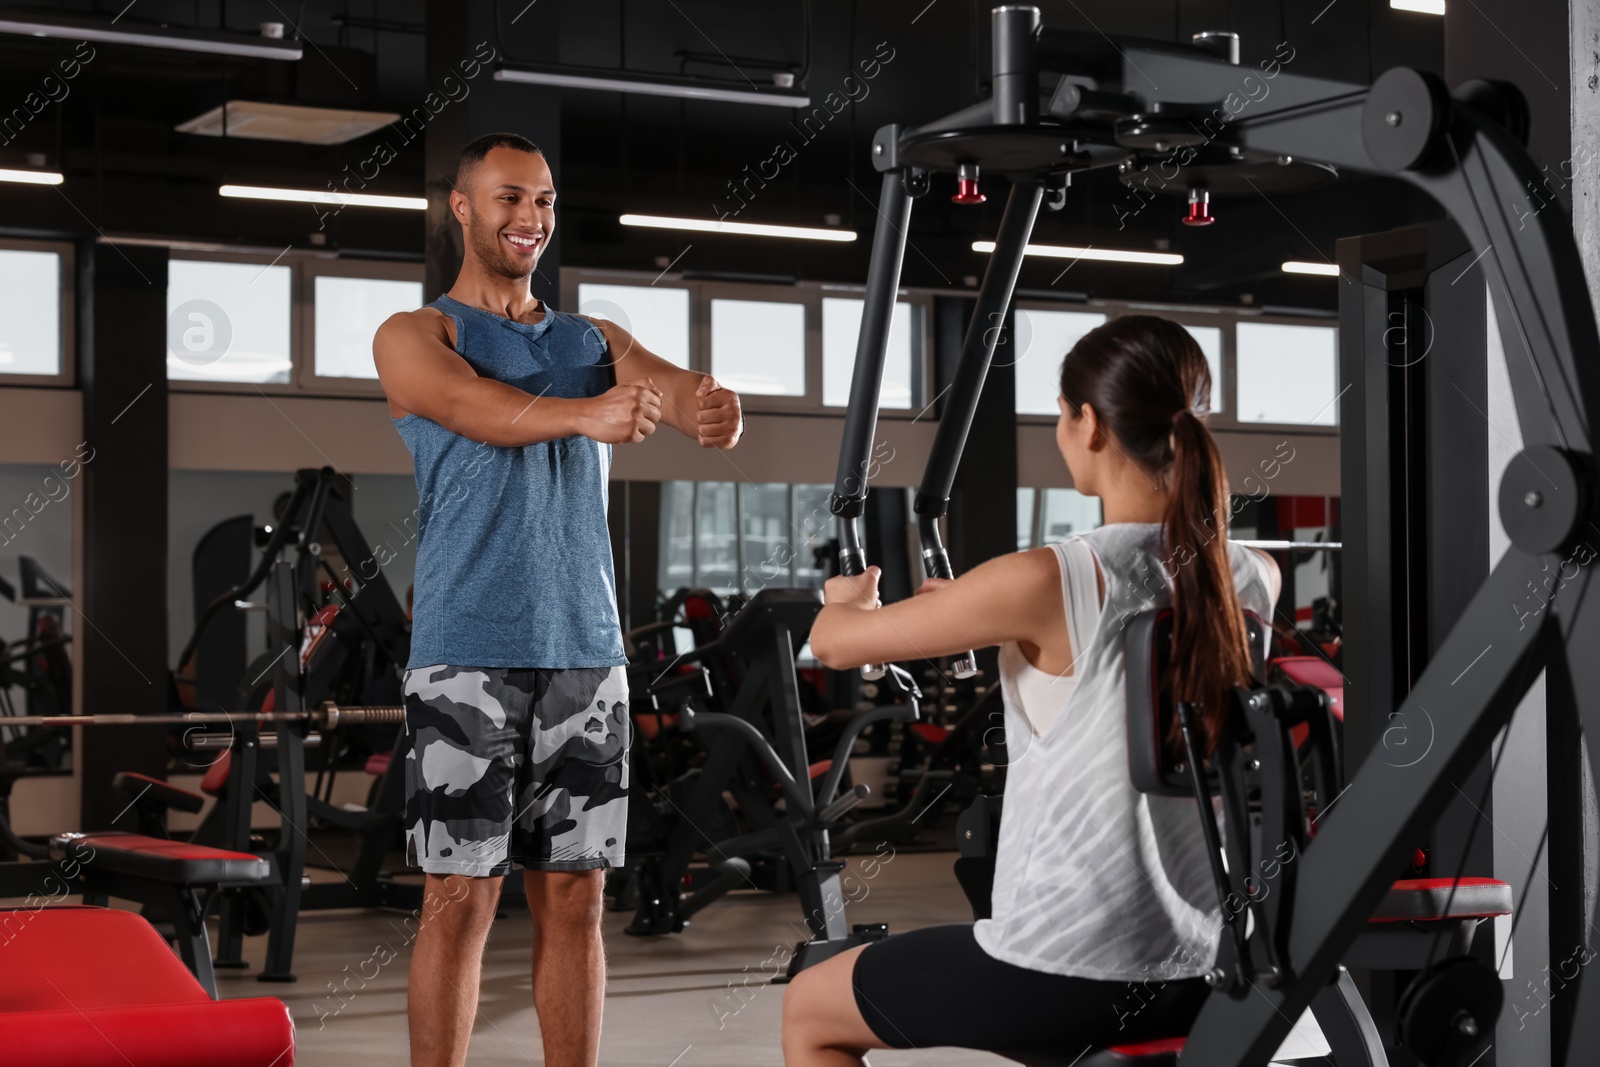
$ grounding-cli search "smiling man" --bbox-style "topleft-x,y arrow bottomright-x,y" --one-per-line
372,132 -> 743,1067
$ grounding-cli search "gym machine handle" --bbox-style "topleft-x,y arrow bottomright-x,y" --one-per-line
813,663 -> 923,812
815,783 -> 872,826
676,704 -> 813,818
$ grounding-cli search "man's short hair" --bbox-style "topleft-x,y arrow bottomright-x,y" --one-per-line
455,133 -> 544,192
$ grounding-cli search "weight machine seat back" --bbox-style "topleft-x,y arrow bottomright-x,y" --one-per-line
965,610 -> 1508,1066
1123,609 -> 1269,797
0,904 -> 295,1066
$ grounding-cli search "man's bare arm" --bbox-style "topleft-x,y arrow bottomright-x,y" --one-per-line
593,318 -> 742,448
374,310 -> 661,447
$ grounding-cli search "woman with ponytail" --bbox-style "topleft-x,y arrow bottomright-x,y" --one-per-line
782,316 -> 1282,1066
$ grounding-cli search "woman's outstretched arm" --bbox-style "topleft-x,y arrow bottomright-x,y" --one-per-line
810,548 -> 1066,672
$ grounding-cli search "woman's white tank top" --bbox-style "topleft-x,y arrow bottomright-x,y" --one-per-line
972,523 -> 1276,982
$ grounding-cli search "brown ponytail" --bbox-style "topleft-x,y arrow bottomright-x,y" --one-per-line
1058,316 -> 1253,756
1164,409 -> 1253,755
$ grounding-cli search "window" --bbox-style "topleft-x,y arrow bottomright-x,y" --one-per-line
576,283 -> 691,368
1013,310 -> 1106,416
0,249 -> 62,378
822,297 -> 915,408
694,481 -> 739,592
313,276 -> 423,379
167,259 -> 292,384
740,484 -> 790,590
792,484 -> 834,589
659,483 -> 695,590
657,481 -> 838,597
1017,488 -> 1036,551
1187,324 -> 1224,414
1236,322 -> 1339,425
710,299 -> 806,396
1038,488 -> 1102,543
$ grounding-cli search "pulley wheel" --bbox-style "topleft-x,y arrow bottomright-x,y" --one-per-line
1398,956 -> 1502,1066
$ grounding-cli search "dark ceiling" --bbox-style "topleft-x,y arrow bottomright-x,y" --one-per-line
0,0 -> 1451,310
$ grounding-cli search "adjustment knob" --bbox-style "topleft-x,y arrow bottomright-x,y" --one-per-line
952,163 -> 986,205
1183,187 -> 1214,226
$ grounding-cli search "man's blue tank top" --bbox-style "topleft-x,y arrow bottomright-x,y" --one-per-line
393,293 -> 626,670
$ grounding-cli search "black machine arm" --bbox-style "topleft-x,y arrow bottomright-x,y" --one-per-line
829,167 -> 914,681
834,7 -> 1600,1065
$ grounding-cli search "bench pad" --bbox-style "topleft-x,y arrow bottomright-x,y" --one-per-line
0,905 -> 294,1066
48,831 -> 271,885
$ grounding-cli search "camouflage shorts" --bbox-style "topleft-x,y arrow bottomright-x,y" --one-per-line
401,664 -> 629,876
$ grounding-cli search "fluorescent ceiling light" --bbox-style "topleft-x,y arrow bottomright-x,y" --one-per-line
972,240 -> 1183,266
1282,260 -> 1341,276
620,214 -> 856,242
0,168 -> 63,185
1390,0 -> 1445,13
220,184 -> 427,211
0,11 -> 303,59
495,65 -> 808,108
178,101 -> 400,145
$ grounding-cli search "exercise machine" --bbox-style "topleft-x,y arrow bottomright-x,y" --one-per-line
629,588 -> 920,975
834,6 -> 1596,1064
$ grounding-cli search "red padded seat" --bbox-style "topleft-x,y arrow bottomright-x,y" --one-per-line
1371,877 -> 1513,922
0,905 -> 295,1066
910,723 -> 950,745
808,759 -> 834,781
1270,657 -> 1344,720
48,832 -> 271,886
112,772 -> 205,814
365,752 -> 392,776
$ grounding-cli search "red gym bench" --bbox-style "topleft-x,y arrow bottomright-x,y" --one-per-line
0,904 -> 294,1066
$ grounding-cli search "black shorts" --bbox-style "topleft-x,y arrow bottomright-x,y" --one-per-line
851,923 -> 1210,1060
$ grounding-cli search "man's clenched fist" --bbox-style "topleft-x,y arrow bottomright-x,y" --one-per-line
582,379 -> 663,444
696,375 -> 742,449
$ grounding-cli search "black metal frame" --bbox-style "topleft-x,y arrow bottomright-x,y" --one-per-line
198,468 -> 420,981
636,589 -> 921,973
832,7 -> 1600,1065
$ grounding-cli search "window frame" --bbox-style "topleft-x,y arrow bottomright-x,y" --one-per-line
1008,300 -> 1338,435
1229,311 -> 1343,434
299,258 -> 425,397
700,280 -> 816,410
0,238 -> 75,387
164,249 -> 303,395
814,283 -> 930,415
561,269 -> 935,416
1008,302 -> 1112,419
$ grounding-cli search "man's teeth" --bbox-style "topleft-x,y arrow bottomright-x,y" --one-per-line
507,234 -> 540,249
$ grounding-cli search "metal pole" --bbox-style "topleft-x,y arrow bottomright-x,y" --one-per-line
0,705 -> 407,728
831,163 -> 913,680
915,178 -> 1044,677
